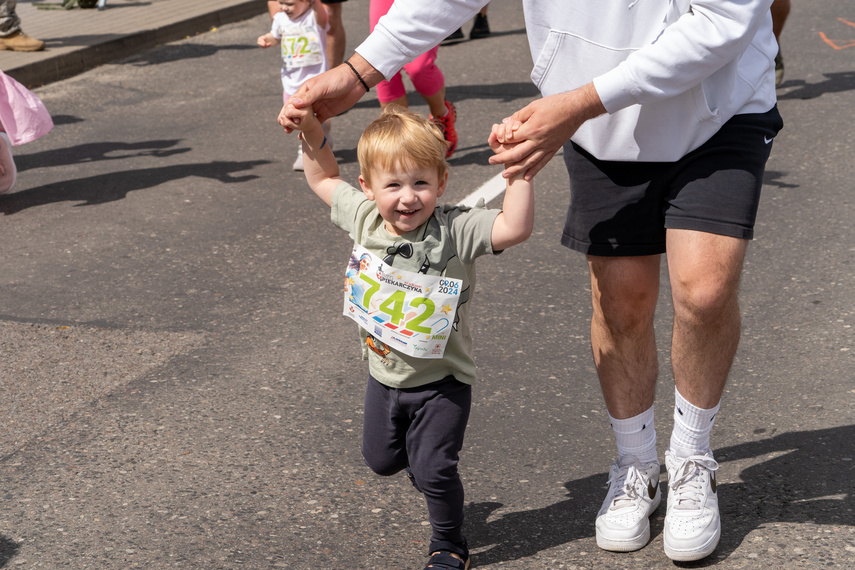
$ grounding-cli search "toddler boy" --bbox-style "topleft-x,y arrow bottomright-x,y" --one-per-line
287,103 -> 533,569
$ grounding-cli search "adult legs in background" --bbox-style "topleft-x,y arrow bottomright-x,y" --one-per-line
770,0 -> 791,86
0,0 -> 45,51
322,1 -> 346,68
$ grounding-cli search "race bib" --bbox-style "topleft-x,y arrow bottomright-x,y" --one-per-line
343,245 -> 462,359
281,28 -> 324,69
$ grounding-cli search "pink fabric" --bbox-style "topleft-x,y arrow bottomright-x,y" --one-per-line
369,0 -> 445,104
0,70 -> 54,146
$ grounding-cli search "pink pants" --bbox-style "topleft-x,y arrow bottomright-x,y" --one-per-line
369,0 -> 445,104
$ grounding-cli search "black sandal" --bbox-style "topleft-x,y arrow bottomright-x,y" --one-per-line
424,550 -> 470,570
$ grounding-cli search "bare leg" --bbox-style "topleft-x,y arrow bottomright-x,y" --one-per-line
379,95 -> 408,111
666,229 -> 747,408
380,91 -> 447,120
266,1 -> 279,19
325,3 -> 346,68
588,255 -> 661,420
422,85 -> 448,118
771,0 -> 791,43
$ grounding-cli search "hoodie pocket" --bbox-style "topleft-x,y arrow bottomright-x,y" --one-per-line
531,30 -> 636,98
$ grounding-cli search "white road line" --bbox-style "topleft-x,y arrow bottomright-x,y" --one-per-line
458,171 -> 506,208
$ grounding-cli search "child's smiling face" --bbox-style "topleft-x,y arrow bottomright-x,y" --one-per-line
359,161 -> 448,237
277,0 -> 311,20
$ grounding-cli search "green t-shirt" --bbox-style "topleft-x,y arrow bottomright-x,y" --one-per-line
331,181 -> 500,389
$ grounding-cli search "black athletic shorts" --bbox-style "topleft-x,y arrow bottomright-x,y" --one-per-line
560,105 -> 784,257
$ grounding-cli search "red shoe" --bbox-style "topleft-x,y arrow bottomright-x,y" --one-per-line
431,100 -> 458,158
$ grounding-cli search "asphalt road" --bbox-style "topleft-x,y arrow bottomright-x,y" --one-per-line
1,1 -> 853,568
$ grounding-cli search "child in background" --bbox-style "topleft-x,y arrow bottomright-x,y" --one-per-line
285,103 -> 534,570
258,0 -> 329,170
369,0 -> 459,158
0,69 -> 54,194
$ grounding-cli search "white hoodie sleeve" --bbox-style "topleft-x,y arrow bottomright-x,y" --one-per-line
593,0 -> 776,113
355,0 -> 489,81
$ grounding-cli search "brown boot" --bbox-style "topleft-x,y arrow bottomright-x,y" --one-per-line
0,31 -> 46,52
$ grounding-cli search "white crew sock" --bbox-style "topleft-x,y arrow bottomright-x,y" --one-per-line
670,387 -> 720,458
609,404 -> 658,465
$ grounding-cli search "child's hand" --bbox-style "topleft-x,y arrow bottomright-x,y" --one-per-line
257,34 -> 275,48
488,119 -> 522,153
279,98 -> 320,134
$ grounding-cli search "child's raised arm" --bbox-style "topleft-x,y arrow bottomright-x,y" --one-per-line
287,103 -> 341,207
311,0 -> 329,30
490,173 -> 534,251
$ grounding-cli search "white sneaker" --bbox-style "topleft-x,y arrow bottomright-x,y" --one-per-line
663,450 -> 721,561
292,145 -> 303,171
595,455 -> 661,552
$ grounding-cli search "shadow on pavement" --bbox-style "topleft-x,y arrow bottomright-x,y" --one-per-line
762,169 -> 799,189
48,114 -> 85,127
0,160 -> 268,215
778,71 -> 855,100
465,424 -> 854,566
0,535 -> 20,569
124,43 -> 256,67
14,140 -> 192,172
448,143 -> 495,167
440,27 -> 528,43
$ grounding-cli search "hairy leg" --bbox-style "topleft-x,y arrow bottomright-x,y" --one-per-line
666,229 -> 747,408
588,255 -> 661,419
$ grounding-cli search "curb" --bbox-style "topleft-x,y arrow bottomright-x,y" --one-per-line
7,1 -> 265,88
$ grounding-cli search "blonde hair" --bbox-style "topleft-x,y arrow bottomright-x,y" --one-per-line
357,106 -> 449,187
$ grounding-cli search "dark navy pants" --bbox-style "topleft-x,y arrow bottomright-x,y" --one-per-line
361,375 -> 471,558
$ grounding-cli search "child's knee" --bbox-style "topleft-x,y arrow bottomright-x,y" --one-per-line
362,449 -> 407,477
408,461 -> 459,492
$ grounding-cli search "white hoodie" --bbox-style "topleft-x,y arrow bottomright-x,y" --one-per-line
357,0 -> 778,162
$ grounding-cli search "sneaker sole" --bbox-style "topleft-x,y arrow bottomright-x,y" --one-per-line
596,526 -> 651,552
663,521 -> 720,561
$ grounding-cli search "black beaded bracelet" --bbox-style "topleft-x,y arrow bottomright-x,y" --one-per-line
344,60 -> 370,93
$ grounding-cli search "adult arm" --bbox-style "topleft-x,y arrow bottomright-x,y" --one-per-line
279,0 -> 488,129
594,0 -> 774,112
489,83 -> 606,180
491,0 -> 774,178
358,0 -> 488,79
278,53 -> 386,131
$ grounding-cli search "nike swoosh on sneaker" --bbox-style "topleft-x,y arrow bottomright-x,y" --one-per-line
710,472 -> 717,494
764,136 -> 774,144
648,480 -> 658,499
